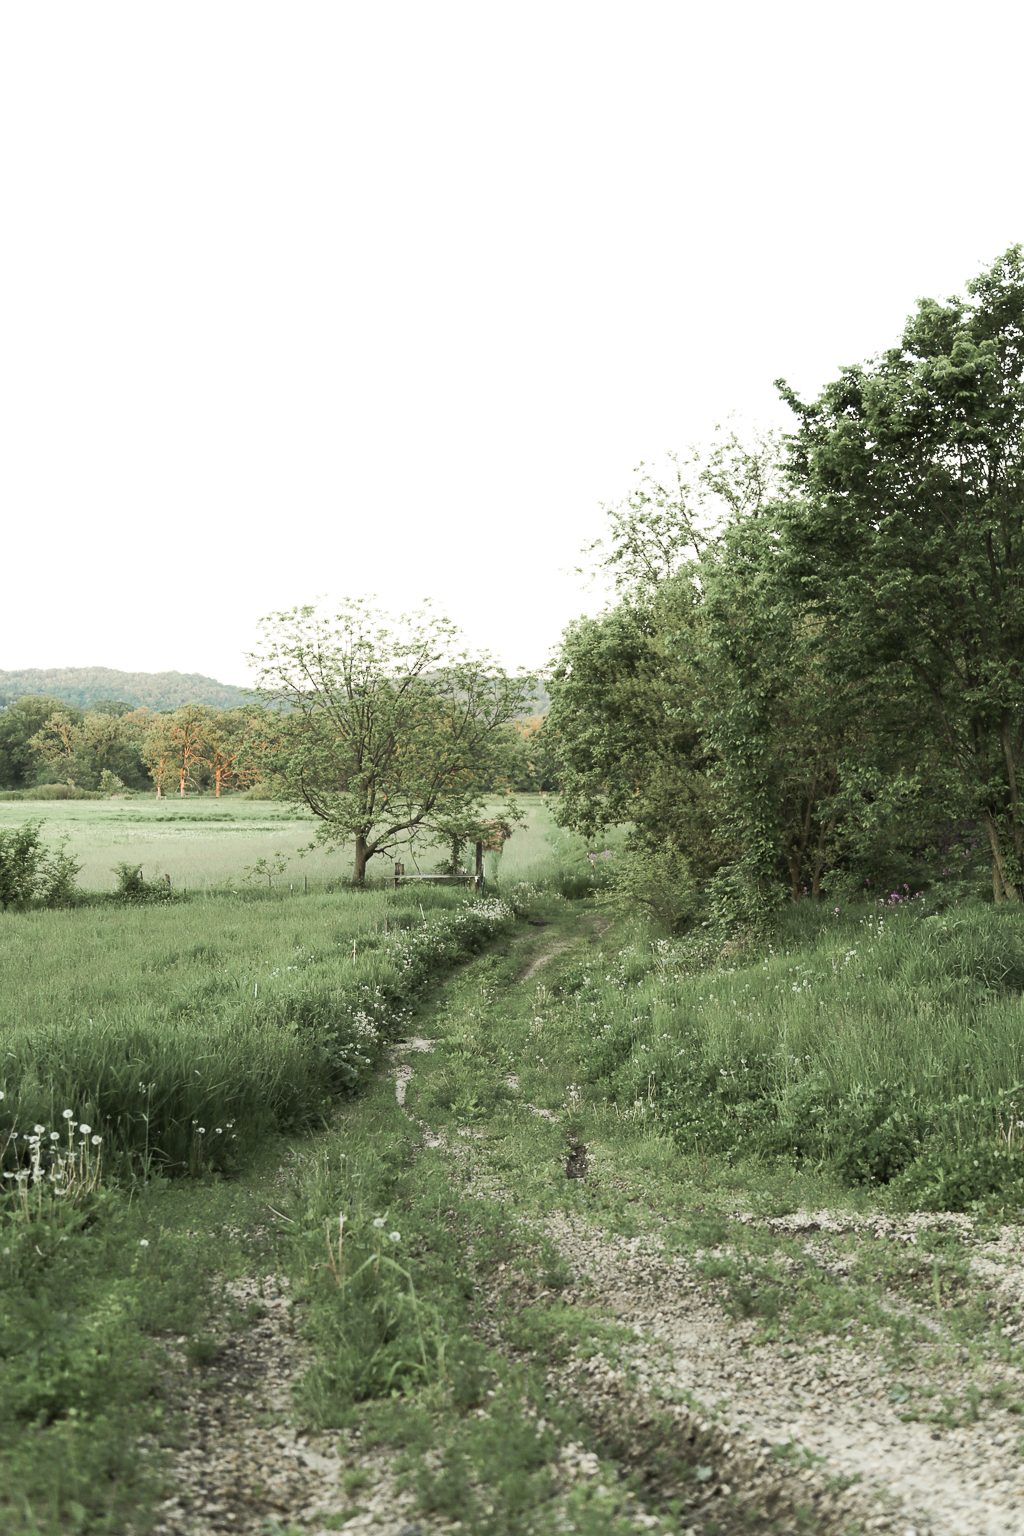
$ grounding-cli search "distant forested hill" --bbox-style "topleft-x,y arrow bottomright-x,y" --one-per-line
0,667 -> 248,712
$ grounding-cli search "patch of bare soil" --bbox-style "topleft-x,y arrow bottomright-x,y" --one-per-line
151,1276 -> 430,1536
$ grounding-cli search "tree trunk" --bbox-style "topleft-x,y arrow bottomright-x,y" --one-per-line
215,767 -> 222,797
982,808 -> 1020,901
353,835 -> 369,884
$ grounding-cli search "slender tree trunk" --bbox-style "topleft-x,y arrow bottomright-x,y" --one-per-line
215,767 -> 222,797
981,808 -> 1020,901
353,835 -> 369,884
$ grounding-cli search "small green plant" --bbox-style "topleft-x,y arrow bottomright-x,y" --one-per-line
184,1336 -> 220,1366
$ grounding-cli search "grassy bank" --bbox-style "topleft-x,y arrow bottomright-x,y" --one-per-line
566,896 -> 1024,1211
0,885 -> 524,1177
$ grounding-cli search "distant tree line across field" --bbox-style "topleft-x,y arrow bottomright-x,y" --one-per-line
0,692 -> 554,802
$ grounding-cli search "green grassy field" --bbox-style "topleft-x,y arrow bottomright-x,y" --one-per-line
0,792 -> 610,893
5,797 -> 1024,1533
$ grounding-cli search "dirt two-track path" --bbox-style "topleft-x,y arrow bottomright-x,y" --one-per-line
154,921 -> 1024,1536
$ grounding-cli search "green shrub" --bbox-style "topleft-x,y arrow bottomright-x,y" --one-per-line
602,844 -> 697,932
0,823 -> 82,910
110,863 -> 174,903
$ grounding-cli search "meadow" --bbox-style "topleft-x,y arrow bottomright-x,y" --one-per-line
4,792 -> 1024,1533
0,791 -> 604,893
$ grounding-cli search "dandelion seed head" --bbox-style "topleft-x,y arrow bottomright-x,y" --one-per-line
389,1231 -> 401,1243
79,1124 -> 91,1135
33,1124 -> 45,1135
373,1217 -> 385,1229
62,1109 -> 74,1120
91,1135 -> 102,1146
139,1239 -> 149,1247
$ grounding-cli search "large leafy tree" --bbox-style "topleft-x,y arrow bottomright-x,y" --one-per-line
547,431 -> 785,892
0,696 -> 74,788
545,584 -> 729,884
692,512 -> 926,902
248,600 -> 533,882
778,246 -> 1024,899
205,706 -> 263,797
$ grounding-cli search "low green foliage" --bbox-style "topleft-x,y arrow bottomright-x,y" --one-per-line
0,820 -> 82,911
564,899 -> 1024,1209
0,1166 -> 272,1534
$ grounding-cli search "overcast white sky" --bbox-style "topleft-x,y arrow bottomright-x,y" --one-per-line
2,1 -> 1022,687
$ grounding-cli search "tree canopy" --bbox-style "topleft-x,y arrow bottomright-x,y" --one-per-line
547,249 -> 1024,919
248,600 -> 534,881
778,244 -> 1024,899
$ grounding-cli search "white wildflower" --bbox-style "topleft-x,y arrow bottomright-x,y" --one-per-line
389,1231 -> 401,1244
79,1124 -> 91,1135
62,1109 -> 74,1119
373,1217 -> 385,1229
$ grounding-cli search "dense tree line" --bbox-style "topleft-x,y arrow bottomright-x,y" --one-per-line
545,248 -> 1024,921
0,697 -> 267,797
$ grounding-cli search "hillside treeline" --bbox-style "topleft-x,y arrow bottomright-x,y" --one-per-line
544,248 -> 1024,923
0,666 -> 249,713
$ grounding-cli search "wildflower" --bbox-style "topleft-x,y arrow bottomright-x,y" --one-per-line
389,1231 -> 401,1243
373,1217 -> 385,1229
50,1131 -> 59,1142
33,1124 -> 45,1135
197,1127 -> 205,1135
79,1124 -> 91,1135
62,1109 -> 74,1120
91,1135 -> 101,1146
139,1239 -> 149,1247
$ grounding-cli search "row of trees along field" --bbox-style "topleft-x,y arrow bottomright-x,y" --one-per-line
544,246 -> 1024,920
0,698 -> 262,797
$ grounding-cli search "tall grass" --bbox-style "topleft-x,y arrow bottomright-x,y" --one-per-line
561,897 -> 1024,1209
0,886 -> 521,1178
0,794 -> 582,892
486,795 -> 629,895
0,798 -> 459,892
